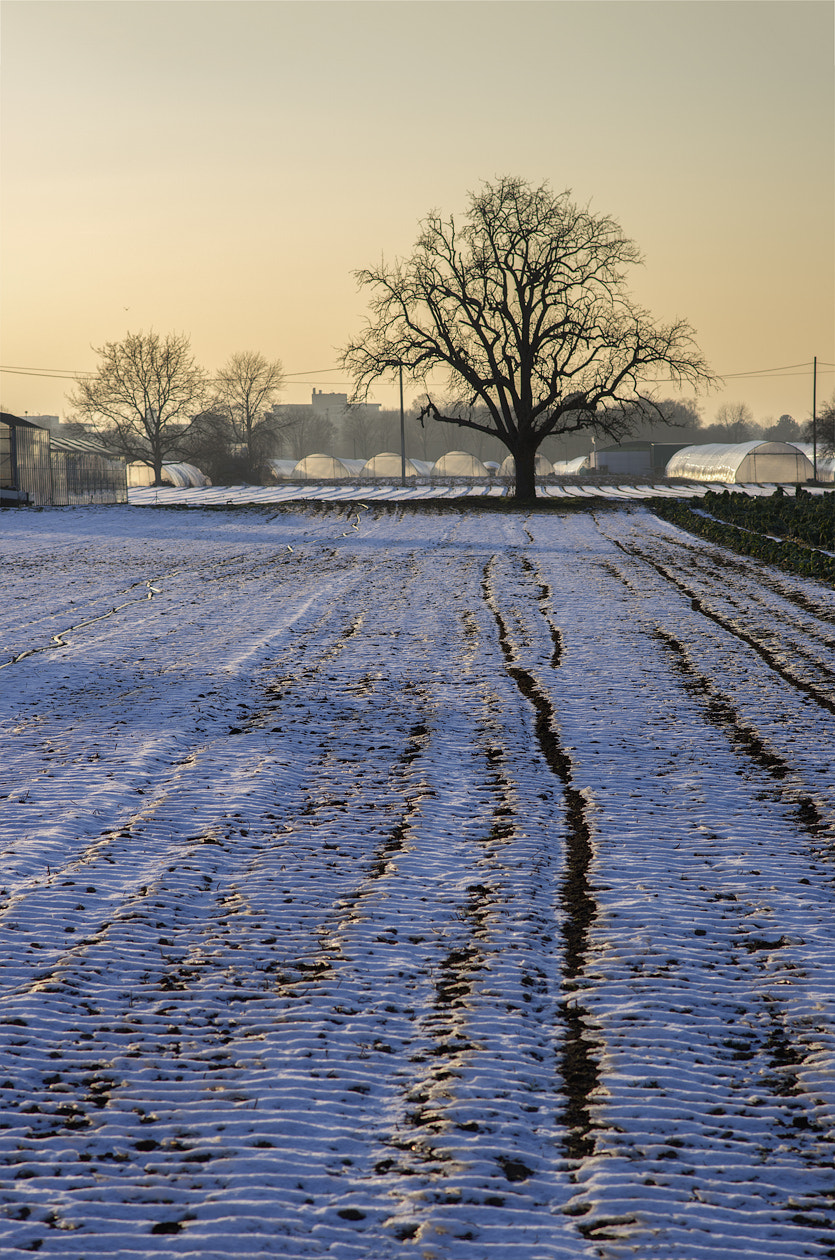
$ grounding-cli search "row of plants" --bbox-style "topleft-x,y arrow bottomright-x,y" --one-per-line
650,489 -> 835,584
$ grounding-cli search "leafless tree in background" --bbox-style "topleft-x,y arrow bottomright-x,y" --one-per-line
806,396 -> 835,459
342,177 -> 715,499
212,351 -> 286,479
714,401 -> 755,443
70,331 -> 208,484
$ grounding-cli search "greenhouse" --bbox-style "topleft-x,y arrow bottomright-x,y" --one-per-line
268,459 -> 301,480
551,454 -> 591,475
788,443 -> 835,483
361,452 -> 433,478
665,441 -> 814,484
432,451 -> 490,478
50,434 -> 127,505
127,462 -> 211,488
498,453 -> 555,477
294,454 -> 366,480
1,414 -> 52,504
2,414 -> 127,506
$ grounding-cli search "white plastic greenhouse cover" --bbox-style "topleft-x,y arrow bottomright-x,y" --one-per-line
432,451 -> 490,477
268,459 -> 299,480
294,454 -> 366,480
788,443 -> 835,483
551,454 -> 591,475
127,462 -> 211,488
498,453 -> 555,477
664,441 -> 814,484
361,452 -> 432,478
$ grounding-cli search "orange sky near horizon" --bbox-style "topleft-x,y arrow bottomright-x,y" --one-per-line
1,0 -> 833,427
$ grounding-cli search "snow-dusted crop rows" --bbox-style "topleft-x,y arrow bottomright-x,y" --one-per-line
1,502 -> 833,1259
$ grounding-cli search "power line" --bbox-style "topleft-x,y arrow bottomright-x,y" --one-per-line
2,359 -> 831,387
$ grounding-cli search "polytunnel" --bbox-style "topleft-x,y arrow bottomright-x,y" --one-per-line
293,454 -> 366,480
551,454 -> 591,475
268,459 -> 300,480
664,441 -> 814,484
788,443 -> 834,483
361,452 -> 433,478
498,453 -> 555,477
432,451 -> 489,477
127,462 -> 211,488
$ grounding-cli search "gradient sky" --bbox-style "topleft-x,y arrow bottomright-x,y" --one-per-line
1,0 -> 833,426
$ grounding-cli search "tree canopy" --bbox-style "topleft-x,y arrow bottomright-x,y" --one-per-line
342,177 -> 715,498
211,351 -> 286,479
70,330 -> 208,484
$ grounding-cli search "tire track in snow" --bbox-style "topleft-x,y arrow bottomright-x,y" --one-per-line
608,528 -> 835,715
481,556 -> 602,1166
653,626 -> 833,846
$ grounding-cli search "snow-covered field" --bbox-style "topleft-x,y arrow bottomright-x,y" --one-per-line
1,501 -> 833,1259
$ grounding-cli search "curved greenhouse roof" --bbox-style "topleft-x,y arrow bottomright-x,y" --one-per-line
268,459 -> 300,480
361,452 -> 433,478
294,454 -> 366,480
551,454 -> 591,475
432,451 -> 489,478
498,453 -> 555,477
788,443 -> 835,483
127,462 -> 210,488
665,441 -> 814,484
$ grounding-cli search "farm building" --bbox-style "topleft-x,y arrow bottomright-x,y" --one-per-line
590,441 -> 688,477
665,441 -> 814,484
127,462 -> 210,488
1,413 -> 127,505
432,451 -> 490,478
498,453 -> 555,478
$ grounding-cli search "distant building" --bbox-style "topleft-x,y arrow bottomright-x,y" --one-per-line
311,389 -> 380,418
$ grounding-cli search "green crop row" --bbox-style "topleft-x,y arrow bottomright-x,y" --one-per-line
649,493 -> 835,585
695,487 -> 835,550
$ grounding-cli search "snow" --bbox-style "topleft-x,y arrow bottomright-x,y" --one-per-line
1,501 -> 833,1258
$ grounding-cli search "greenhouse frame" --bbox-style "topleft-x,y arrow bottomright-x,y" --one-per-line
2,414 -> 127,506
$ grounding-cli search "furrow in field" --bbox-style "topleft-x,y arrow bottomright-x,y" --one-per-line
524,511 -> 835,1256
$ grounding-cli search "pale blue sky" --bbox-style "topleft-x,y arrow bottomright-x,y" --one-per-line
1,0 -> 832,422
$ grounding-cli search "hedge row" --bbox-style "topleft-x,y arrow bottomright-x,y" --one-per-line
649,493 -> 835,585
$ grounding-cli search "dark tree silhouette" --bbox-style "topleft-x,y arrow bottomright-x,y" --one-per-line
806,395 -> 835,461
342,177 -> 715,498
70,330 -> 208,485
212,351 -> 286,479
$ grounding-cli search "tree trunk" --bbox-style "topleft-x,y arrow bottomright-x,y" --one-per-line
513,444 -> 537,501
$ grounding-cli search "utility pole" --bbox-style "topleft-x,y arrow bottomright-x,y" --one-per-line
812,356 -> 818,481
399,365 -> 406,486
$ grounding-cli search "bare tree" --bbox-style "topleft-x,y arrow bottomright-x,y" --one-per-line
212,351 -> 286,479
714,401 -> 755,443
805,395 -> 835,460
69,330 -> 208,484
286,411 -> 335,462
342,177 -> 715,499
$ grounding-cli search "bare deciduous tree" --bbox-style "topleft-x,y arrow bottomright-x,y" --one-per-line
342,177 -> 715,499
804,395 -> 835,458
714,401 -> 755,443
212,351 -> 286,479
69,330 -> 208,484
